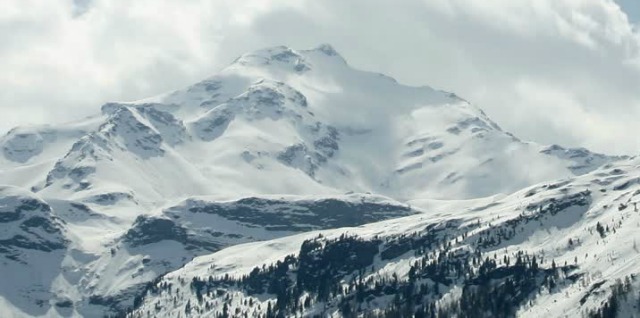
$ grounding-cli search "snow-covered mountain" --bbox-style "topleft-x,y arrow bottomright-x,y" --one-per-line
0,44 -> 630,317
0,44 -> 618,203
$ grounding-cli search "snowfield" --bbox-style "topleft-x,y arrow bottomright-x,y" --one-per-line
0,45 -> 634,317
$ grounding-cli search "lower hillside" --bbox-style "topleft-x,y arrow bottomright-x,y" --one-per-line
128,158 -> 640,318
0,192 -> 415,317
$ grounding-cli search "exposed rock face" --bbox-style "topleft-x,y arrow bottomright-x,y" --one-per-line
0,186 -> 67,262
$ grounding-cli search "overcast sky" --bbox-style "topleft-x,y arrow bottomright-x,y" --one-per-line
2,0 -> 639,155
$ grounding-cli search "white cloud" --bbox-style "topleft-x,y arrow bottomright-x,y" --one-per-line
1,0 -> 639,154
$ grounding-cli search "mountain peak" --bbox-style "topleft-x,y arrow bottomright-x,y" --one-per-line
308,43 -> 342,58
230,44 -> 346,71
311,43 -> 340,56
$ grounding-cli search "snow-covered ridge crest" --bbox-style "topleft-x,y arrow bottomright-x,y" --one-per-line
231,43 -> 346,71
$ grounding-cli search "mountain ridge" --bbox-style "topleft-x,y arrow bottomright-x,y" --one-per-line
1,44 -> 622,201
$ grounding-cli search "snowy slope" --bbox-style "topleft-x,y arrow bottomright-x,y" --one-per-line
0,44 -> 628,317
129,156 -> 640,318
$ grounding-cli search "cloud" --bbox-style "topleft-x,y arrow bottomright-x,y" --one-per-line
1,0 -> 639,154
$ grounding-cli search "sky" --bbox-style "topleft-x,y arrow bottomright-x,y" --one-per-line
1,0 -> 639,155
617,0 -> 640,22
